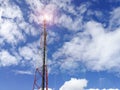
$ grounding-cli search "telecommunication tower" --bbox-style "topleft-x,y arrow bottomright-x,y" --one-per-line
32,19 -> 48,90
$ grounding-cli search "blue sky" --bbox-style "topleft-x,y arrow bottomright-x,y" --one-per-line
0,0 -> 120,90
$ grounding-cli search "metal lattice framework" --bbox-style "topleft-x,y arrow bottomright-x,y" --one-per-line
32,20 -> 48,90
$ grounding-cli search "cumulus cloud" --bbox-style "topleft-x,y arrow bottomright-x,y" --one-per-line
83,21 -> 120,71
0,50 -> 19,66
59,78 -> 119,90
53,18 -> 120,73
60,78 -> 87,90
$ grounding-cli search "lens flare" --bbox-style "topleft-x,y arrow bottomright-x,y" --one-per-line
38,12 -> 53,24
43,14 -> 52,21
37,6 -> 55,24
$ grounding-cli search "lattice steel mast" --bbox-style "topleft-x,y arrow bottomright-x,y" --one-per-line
32,19 -> 48,90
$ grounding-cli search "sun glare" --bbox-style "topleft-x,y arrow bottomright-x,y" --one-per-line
38,13 -> 53,24
38,8 -> 54,24
44,14 -> 52,21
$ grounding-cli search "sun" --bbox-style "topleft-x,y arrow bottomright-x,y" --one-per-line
43,14 -> 52,22
37,8 -> 54,24
38,13 -> 53,24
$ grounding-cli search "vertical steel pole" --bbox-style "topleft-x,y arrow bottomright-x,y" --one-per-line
42,19 -> 47,90
46,65 -> 48,90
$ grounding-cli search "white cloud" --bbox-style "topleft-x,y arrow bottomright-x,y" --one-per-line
1,0 -> 120,77
53,20 -> 120,73
60,78 -> 119,90
25,0 -> 44,11
0,0 -> 22,19
55,2 -> 88,31
26,0 -> 88,31
18,21 -> 39,36
0,0 -> 24,45
86,89 -> 119,90
0,0 -> 40,67
57,13 -> 83,31
108,88 -> 119,90
14,70 -> 32,75
109,7 -> 120,29
87,89 -> 100,90
0,8 -> 3,21
0,0 -> 39,46
60,78 -> 87,90
0,50 -> 19,66
18,41 -> 52,74
0,20 -> 24,45
83,21 -> 120,71
27,0 -> 57,24
18,41 -> 43,68
47,30 -> 59,45
19,46 -> 35,60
